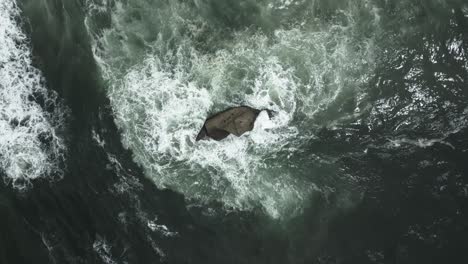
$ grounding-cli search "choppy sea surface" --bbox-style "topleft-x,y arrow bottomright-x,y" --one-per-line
1,0 -> 468,263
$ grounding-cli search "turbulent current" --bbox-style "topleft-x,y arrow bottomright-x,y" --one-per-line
1,0 -> 468,263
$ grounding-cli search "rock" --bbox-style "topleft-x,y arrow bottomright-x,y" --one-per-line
196,106 -> 274,141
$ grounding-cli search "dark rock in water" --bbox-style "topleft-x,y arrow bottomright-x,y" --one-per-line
196,106 -> 274,141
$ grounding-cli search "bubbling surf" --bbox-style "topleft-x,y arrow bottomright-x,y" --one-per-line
0,0 -> 67,189
85,0 -> 381,218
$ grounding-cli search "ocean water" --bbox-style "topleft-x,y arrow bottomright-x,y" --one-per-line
1,0 -> 468,263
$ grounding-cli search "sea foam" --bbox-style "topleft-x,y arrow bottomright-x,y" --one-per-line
0,0 -> 66,189
86,0 -> 380,218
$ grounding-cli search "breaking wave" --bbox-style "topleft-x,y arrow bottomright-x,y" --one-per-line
85,0 -> 382,218
0,0 -> 67,189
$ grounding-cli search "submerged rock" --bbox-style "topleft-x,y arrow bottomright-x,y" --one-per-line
196,106 -> 274,141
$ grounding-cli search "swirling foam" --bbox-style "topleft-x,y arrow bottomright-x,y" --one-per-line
86,0 -> 380,218
0,0 -> 66,189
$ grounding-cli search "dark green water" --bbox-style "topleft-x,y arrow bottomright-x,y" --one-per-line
1,0 -> 468,263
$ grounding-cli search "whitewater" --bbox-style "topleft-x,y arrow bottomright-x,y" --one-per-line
84,0 -> 383,218
0,0 -> 66,189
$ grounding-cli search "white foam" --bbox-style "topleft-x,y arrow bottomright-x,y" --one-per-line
87,0 -> 379,218
147,219 -> 178,237
93,236 -> 117,264
104,54 -> 307,217
387,138 -> 455,150
0,0 -> 66,189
